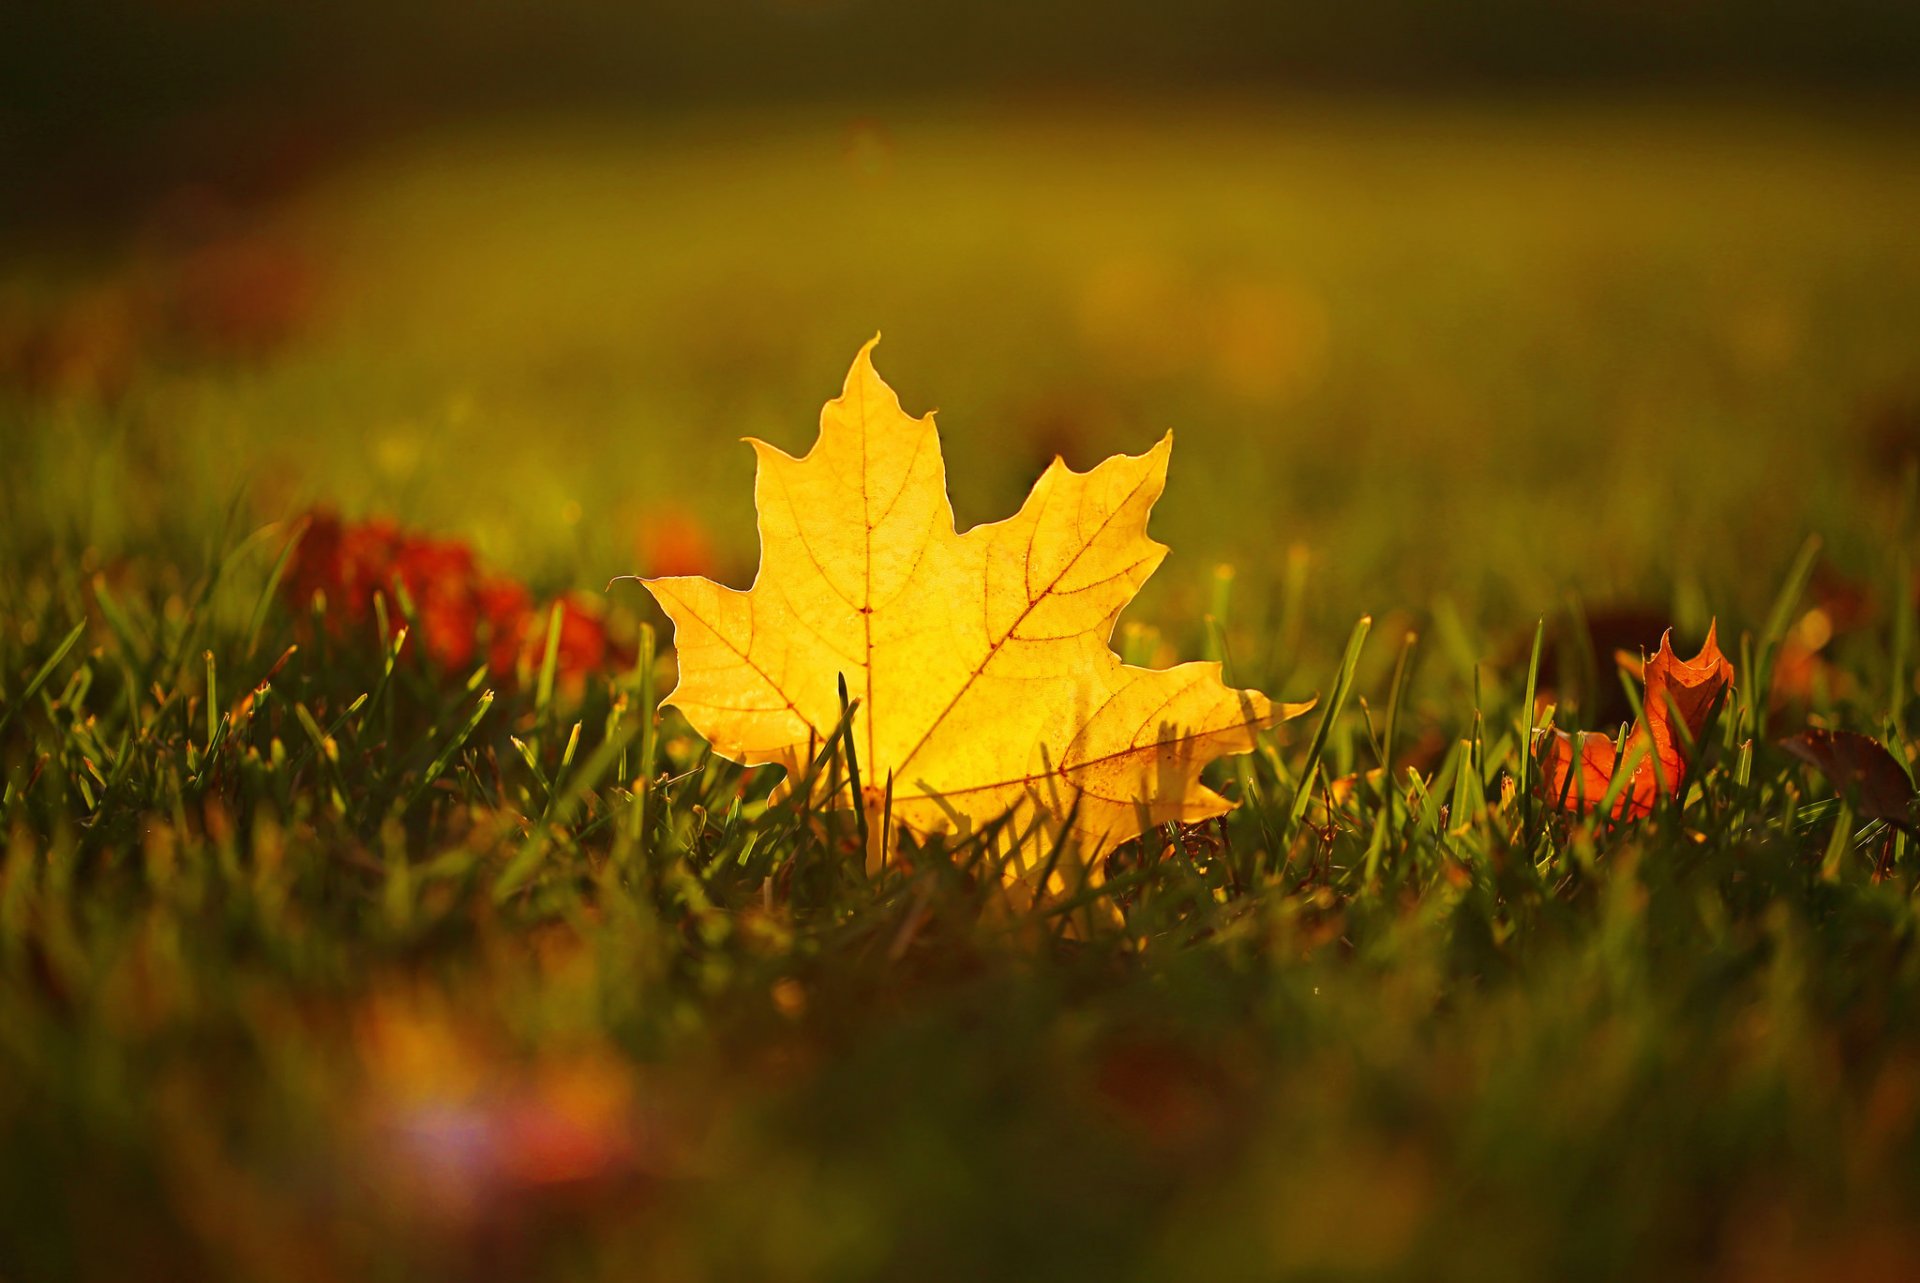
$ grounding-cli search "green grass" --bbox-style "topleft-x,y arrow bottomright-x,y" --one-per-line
5,98 -> 1920,1281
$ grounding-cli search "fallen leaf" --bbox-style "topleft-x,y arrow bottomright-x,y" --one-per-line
1781,728 -> 1916,827
285,510 -> 624,684
1537,624 -> 1734,819
644,338 -> 1306,871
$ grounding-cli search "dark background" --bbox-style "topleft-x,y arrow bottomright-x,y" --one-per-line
8,0 -> 1919,226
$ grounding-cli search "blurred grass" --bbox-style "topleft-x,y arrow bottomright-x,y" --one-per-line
13,99 -> 1920,628
6,98 -> 1920,1283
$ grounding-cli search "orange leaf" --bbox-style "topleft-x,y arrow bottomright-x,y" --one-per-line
1537,623 -> 1734,819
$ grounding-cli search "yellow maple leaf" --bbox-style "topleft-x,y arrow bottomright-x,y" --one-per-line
643,339 -> 1308,875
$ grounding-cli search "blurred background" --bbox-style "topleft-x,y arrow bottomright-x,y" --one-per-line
4,0 -> 1920,643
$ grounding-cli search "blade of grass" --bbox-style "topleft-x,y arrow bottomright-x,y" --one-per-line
535,599 -> 565,714
838,672 -> 869,858
1366,630 -> 1418,882
244,518 -> 309,657
1752,534 -> 1821,746
401,690 -> 495,815
1286,615 -> 1373,831
0,620 -> 86,741
1519,616 -> 1545,850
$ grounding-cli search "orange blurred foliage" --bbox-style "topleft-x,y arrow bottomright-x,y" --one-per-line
285,510 -> 624,683
635,506 -> 718,579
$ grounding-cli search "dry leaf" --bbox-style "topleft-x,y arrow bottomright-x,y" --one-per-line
1537,624 -> 1734,819
1781,728 -> 1916,828
644,339 -> 1305,871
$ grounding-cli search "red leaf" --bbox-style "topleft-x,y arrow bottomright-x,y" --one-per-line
283,509 -> 625,685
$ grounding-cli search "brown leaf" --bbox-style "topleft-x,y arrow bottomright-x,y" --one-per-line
1537,623 -> 1735,819
1781,728 -> 1916,826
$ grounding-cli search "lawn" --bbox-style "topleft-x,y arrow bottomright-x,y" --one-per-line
5,97 -> 1920,1281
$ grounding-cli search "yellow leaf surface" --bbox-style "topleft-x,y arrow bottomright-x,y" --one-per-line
644,339 -> 1307,873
